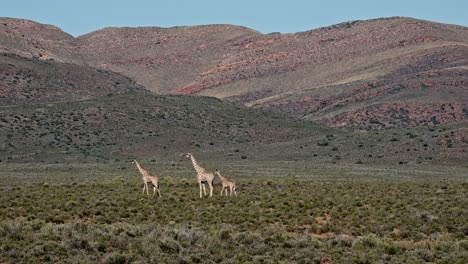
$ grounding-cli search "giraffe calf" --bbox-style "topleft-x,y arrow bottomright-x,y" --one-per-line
215,170 -> 237,196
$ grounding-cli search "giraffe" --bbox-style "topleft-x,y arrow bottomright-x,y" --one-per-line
184,153 -> 214,198
215,170 -> 237,196
132,160 -> 161,197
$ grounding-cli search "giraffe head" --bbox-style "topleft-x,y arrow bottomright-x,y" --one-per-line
132,159 -> 137,165
183,153 -> 192,159
214,170 -> 221,176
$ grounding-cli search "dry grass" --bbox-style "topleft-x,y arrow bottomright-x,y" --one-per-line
0,162 -> 467,263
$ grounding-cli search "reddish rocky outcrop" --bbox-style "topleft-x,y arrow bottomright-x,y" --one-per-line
321,102 -> 468,129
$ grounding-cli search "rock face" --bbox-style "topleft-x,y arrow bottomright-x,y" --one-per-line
1,16 -> 468,128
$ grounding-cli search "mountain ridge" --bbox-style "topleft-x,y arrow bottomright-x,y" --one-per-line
4,16 -> 467,38
1,16 -> 467,129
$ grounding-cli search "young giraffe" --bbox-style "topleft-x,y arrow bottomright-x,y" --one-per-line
215,170 -> 237,196
184,153 -> 214,198
132,160 -> 161,197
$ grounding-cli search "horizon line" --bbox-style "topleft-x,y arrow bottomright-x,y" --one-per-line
1,15 -> 467,38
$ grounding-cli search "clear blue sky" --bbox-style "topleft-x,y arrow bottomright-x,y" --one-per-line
2,0 -> 467,36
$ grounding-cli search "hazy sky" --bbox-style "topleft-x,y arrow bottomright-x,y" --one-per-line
2,0 -> 467,36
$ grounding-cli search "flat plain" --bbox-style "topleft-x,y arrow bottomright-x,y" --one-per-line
1,161 -> 467,263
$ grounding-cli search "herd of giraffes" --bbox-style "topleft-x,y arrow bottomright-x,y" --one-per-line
132,153 -> 237,198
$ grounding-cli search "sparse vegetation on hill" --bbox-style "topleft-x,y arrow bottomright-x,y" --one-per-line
0,91 -> 329,163
1,16 -> 467,128
1,88 -> 467,164
0,50 -> 466,165
0,53 -> 144,106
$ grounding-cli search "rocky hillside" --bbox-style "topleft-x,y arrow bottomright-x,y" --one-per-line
0,40 -> 331,163
1,17 -> 467,128
1,17 -> 468,165
0,53 -> 143,106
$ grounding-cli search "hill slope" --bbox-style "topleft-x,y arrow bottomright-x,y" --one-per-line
1,17 -> 467,128
0,53 -> 143,106
2,90 -> 467,165
0,51 -> 466,165
0,91 -> 331,163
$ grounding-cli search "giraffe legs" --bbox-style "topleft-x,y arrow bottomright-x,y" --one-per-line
221,186 -> 227,196
200,182 -> 212,197
143,182 -> 150,196
199,182 -> 203,198
152,186 -> 162,198
219,186 -> 237,197
208,181 -> 213,197
202,183 -> 207,196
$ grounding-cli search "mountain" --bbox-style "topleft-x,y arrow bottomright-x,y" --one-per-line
1,17 -> 467,164
1,17 -> 468,129
0,46 -> 330,163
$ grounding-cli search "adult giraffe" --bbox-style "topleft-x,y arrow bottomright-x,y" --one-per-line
184,153 -> 214,198
132,160 -> 162,197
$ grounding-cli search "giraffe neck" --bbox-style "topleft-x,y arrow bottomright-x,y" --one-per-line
216,173 -> 225,182
190,156 -> 206,174
134,161 -> 147,177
